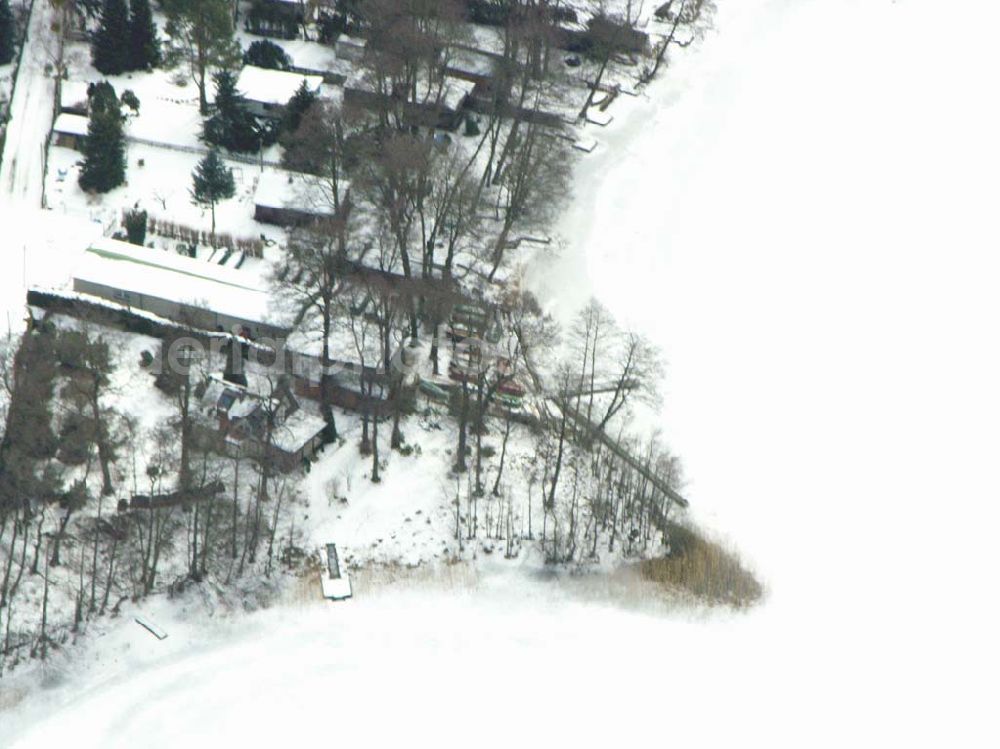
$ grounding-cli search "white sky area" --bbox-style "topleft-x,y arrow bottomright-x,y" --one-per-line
2,0 -> 999,746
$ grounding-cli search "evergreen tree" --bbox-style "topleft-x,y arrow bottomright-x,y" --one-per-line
87,80 -> 119,114
281,80 -> 317,136
128,0 -> 161,71
92,0 -> 131,75
124,207 -> 148,245
191,149 -> 235,246
202,70 -> 262,153
79,83 -> 126,193
0,0 -> 16,66
243,39 -> 292,70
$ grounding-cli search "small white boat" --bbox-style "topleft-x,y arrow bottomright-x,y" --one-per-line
319,543 -> 352,600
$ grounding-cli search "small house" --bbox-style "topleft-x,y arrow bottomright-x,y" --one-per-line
235,66 -> 323,119
343,74 -> 474,131
253,169 -> 349,227
200,375 -> 327,471
53,113 -> 89,151
280,39 -> 353,84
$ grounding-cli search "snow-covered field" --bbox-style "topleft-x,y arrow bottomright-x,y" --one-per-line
3,0 -> 999,745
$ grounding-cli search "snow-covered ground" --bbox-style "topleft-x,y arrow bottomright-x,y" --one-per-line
3,0 -> 999,745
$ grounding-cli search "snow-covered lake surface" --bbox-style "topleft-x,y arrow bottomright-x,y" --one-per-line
3,0 -> 999,745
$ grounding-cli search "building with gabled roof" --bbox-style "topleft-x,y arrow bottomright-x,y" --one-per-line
236,65 -> 323,119
71,238 -> 289,340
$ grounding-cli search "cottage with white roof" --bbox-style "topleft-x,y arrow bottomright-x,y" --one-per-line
253,169 -> 349,228
199,375 -> 327,472
236,65 -> 323,118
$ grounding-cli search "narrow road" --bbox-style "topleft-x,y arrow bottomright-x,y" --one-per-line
0,0 -> 56,206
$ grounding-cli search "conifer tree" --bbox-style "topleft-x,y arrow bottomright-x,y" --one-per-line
128,0 -> 161,71
79,83 -> 126,193
0,0 -> 16,66
92,0 -> 131,75
202,70 -> 261,153
191,149 -> 235,246
281,80 -> 317,136
243,39 -> 292,71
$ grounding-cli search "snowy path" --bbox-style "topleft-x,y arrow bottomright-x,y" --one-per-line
2,0 -> 999,745
0,2 -> 98,336
0,0 -> 55,207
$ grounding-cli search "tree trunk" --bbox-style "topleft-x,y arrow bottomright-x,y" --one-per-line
491,413 -> 512,497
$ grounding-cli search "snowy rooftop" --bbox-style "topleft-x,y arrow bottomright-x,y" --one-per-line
237,66 -> 323,106
446,47 -> 500,78
345,73 -> 475,112
60,79 -> 91,111
335,34 -> 366,51
73,238 -> 277,327
272,406 -> 327,453
441,77 -> 477,111
201,375 -> 326,453
53,113 -> 89,137
278,39 -> 340,73
254,169 -> 346,217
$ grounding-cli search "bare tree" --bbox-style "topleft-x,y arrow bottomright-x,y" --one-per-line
359,0 -> 467,132
642,0 -> 715,83
578,1 -> 645,120
282,100 -> 355,217
274,217 -> 360,438
487,122 -> 570,280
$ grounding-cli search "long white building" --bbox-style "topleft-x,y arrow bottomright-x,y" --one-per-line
72,238 -> 289,339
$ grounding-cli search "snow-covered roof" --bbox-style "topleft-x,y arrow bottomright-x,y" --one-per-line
203,378 -> 260,421
60,80 -> 91,110
254,169 -> 345,217
441,77 -> 476,111
272,406 -> 326,453
73,238 -> 277,327
413,77 -> 475,113
200,374 -> 325,453
237,66 -> 323,106
278,40 -> 339,72
446,47 -> 499,78
335,34 -> 366,51
53,113 -> 89,137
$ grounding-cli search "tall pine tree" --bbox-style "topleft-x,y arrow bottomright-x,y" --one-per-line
202,70 -> 261,153
79,83 -> 126,193
281,80 -> 317,136
92,0 -> 131,75
0,0 -> 15,66
128,0 -> 161,71
191,149 -> 235,246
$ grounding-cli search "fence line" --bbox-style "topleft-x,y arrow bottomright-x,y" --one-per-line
125,135 -> 284,169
